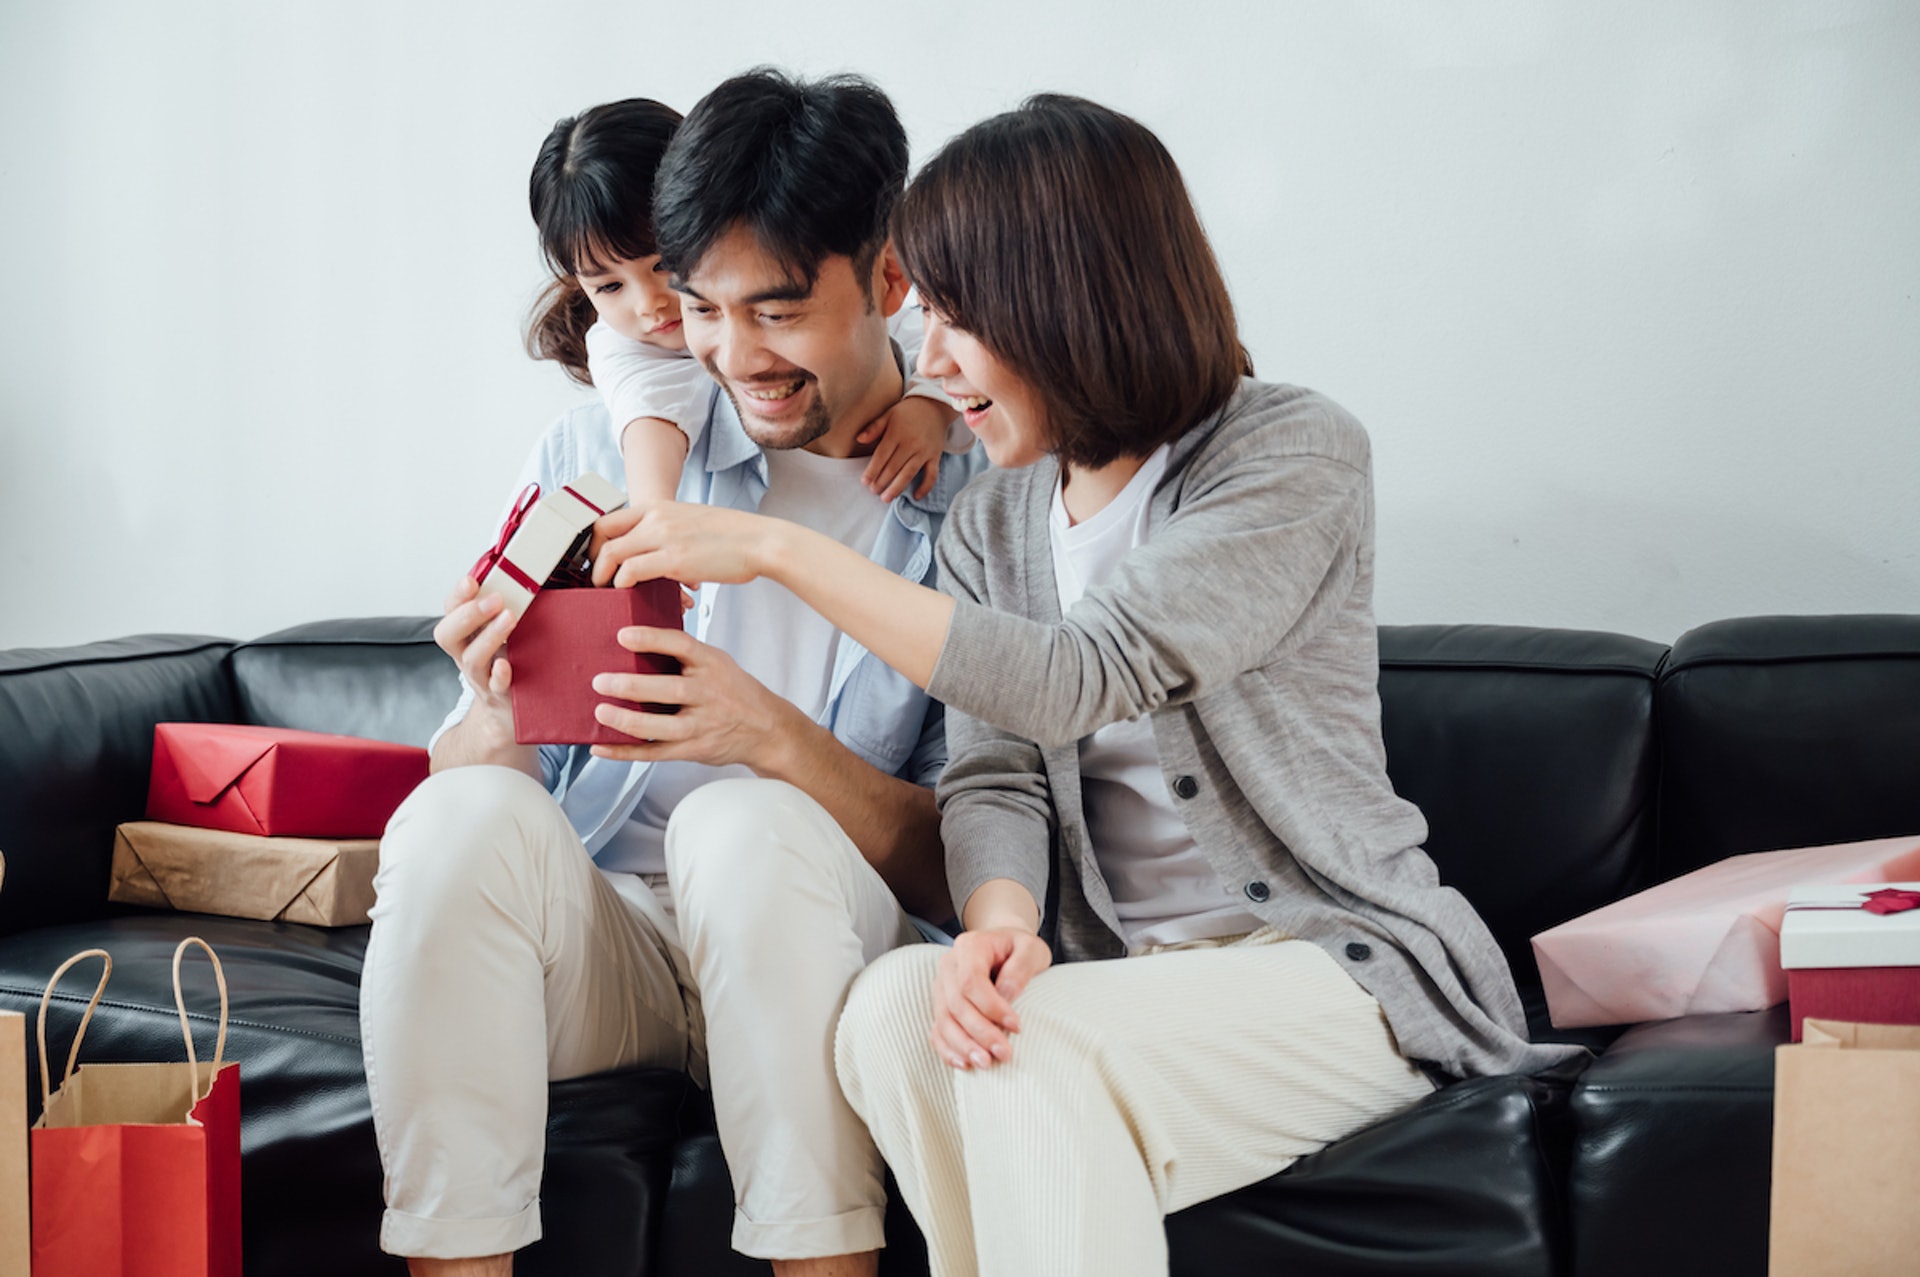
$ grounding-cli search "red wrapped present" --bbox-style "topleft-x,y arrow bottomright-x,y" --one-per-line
1781,881 -> 1920,1040
146,722 -> 429,839
508,580 -> 685,745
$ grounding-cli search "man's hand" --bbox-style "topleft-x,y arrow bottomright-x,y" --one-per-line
588,625 -> 809,772
930,927 -> 1054,1071
428,577 -> 539,776
856,395 -> 952,502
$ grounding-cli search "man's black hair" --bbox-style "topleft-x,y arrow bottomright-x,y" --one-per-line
652,68 -> 909,288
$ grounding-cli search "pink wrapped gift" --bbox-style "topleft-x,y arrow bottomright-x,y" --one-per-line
1530,835 -> 1920,1028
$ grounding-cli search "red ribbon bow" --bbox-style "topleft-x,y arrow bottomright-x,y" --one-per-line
1861,888 -> 1920,916
470,484 -> 542,590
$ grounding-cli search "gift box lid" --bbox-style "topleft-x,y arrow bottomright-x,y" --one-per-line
472,474 -> 626,617
1781,882 -> 1920,969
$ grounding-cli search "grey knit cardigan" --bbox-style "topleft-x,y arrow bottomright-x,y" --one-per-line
927,379 -> 1584,1080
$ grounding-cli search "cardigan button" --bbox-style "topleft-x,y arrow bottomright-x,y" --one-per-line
1244,881 -> 1271,903
1346,942 -> 1373,962
1171,774 -> 1199,800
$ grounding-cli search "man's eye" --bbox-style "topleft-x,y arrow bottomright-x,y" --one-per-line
759,311 -> 793,324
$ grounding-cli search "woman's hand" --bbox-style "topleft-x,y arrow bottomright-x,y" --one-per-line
590,502 -> 779,590
931,927 -> 1053,1070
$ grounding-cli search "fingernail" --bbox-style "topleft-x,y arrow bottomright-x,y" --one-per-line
969,1050 -> 989,1068
591,675 -> 609,693
991,1044 -> 1009,1061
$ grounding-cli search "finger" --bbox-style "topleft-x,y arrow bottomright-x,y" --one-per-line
958,966 -> 1019,1034
680,587 -> 696,612
435,587 -> 502,647
458,605 -> 517,684
928,1024 -> 968,1071
611,550 -> 680,590
587,509 -> 647,582
855,414 -> 890,445
593,702 -> 693,743
487,656 -> 514,697
442,576 -> 479,614
913,458 -> 937,501
590,672 -> 687,706
934,1011 -> 992,1070
590,741 -> 674,763
994,941 -> 1052,1010
615,625 -> 700,661
945,987 -> 1012,1064
878,455 -> 921,504
863,437 -> 902,492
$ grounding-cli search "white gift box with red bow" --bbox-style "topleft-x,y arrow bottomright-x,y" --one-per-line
470,473 -> 627,617
1781,881 -> 1920,1040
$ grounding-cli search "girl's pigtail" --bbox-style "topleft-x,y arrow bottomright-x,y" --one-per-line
524,277 -> 598,386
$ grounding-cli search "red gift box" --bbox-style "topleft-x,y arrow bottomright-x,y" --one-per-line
1782,881 -> 1920,1040
146,722 -> 430,839
507,581 -> 684,745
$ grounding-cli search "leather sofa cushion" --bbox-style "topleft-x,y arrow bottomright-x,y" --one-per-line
1568,1007 -> 1782,1277
0,635 -> 234,937
1378,625 -> 1666,966
1656,614 -> 1920,879
230,618 -> 459,749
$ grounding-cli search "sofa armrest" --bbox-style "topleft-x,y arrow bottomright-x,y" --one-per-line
0,634 -> 235,937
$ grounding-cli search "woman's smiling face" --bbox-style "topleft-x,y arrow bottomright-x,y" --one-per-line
916,306 -> 1051,470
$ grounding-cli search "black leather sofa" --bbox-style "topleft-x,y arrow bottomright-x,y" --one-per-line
2,612 -> 1916,1276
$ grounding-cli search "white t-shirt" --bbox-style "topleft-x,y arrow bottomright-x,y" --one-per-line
1050,445 -> 1264,949
599,446 -> 893,873
584,301 -> 970,456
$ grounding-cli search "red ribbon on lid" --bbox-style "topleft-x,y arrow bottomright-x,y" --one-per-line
470,484 -> 542,587
1861,888 -> 1920,916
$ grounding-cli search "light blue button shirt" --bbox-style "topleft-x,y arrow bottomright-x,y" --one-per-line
434,380 -> 987,871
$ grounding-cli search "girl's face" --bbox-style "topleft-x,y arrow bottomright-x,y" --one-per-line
575,253 -> 685,352
916,306 -> 1049,469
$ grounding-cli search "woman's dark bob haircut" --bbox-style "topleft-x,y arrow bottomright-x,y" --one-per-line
895,95 -> 1250,469
524,98 -> 683,384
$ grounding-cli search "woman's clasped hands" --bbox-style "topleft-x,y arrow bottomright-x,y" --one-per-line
930,927 -> 1053,1071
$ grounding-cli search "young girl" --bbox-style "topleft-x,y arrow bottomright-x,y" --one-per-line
523,97 -> 962,507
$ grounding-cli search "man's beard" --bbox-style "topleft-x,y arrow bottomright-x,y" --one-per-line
710,361 -> 832,452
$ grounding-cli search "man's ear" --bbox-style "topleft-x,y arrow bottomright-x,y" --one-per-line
874,241 -> 911,318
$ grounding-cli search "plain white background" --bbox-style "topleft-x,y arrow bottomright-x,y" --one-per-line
2,1 -> 1914,650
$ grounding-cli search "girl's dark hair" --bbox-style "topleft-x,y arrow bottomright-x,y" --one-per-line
524,98 -> 683,385
895,95 -> 1251,468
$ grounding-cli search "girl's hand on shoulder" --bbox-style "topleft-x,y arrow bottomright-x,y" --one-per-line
858,396 -> 953,502
930,926 -> 1053,1070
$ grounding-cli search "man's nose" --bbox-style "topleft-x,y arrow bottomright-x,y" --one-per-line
712,316 -> 770,380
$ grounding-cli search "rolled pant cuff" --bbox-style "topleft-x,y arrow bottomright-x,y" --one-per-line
381,1199 -> 541,1259
732,1203 -> 887,1260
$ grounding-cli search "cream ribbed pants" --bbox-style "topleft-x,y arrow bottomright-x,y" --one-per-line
835,931 -> 1434,1277
360,766 -> 920,1261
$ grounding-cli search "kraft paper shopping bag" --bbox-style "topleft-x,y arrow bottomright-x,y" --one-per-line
1768,1018 -> 1920,1276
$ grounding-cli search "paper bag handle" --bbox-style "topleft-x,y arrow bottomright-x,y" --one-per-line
37,948 -> 114,1107
172,936 -> 229,1104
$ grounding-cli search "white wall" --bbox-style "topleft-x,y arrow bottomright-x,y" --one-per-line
3,0 -> 1915,650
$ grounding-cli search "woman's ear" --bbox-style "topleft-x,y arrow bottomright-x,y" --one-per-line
874,240 -> 912,318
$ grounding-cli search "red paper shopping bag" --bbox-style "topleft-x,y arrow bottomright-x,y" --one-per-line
31,939 -> 242,1277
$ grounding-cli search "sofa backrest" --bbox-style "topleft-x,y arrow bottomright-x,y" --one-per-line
1655,614 -> 1920,879
229,618 -> 460,748
1378,625 -> 1667,968
0,634 -> 235,937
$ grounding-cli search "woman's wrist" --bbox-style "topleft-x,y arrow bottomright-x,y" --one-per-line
961,879 -> 1042,935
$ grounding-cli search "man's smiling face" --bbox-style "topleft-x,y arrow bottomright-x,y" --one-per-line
674,224 -> 903,455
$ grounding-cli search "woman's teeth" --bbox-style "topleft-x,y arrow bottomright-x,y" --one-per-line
959,395 -> 992,411
745,380 -> 805,402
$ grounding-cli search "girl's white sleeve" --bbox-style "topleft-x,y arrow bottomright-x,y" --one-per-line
889,299 -> 972,453
584,321 -> 715,452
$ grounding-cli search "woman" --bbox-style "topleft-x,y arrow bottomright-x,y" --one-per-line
591,95 -> 1582,1277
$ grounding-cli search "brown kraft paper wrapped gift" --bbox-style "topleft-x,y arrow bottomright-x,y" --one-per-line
1769,1018 -> 1920,1275
109,821 -> 379,926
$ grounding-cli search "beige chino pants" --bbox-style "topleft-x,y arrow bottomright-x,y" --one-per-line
835,931 -> 1435,1277
360,766 -> 920,1261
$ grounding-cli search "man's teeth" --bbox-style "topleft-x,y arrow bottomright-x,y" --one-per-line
744,381 -> 805,402
958,395 -> 992,411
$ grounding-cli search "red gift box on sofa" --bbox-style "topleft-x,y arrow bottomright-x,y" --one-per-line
507,580 -> 684,746
1781,880 -> 1920,1041
146,722 -> 429,839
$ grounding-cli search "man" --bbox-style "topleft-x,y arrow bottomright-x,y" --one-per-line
360,70 -> 981,1277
